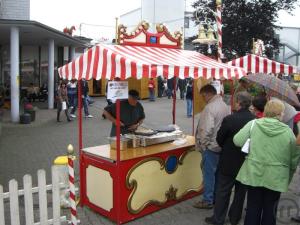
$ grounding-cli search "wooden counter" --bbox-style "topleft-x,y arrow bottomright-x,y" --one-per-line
82,135 -> 195,161
80,135 -> 202,224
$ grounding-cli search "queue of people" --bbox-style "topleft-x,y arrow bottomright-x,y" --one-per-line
193,83 -> 300,225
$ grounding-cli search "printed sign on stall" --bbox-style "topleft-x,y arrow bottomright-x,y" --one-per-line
107,81 -> 128,101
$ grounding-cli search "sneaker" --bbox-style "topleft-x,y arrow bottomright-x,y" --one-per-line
85,114 -> 93,118
70,114 -> 76,118
193,201 -> 213,209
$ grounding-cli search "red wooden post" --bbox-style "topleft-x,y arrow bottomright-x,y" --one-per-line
172,77 -> 177,124
192,79 -> 195,136
116,99 -> 121,225
78,81 -> 83,150
78,80 -> 84,206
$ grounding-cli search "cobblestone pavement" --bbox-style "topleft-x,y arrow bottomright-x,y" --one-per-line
1,97 -> 300,225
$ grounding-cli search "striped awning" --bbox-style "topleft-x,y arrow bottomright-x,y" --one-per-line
228,54 -> 298,75
58,44 -> 246,80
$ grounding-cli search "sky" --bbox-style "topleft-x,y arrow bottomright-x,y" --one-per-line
30,0 -> 300,41
30,0 -> 142,40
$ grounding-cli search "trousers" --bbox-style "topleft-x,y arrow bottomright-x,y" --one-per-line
213,173 -> 246,225
244,186 -> 280,225
202,149 -> 220,204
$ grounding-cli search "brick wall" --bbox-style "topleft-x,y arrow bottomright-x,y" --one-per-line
0,0 -> 30,20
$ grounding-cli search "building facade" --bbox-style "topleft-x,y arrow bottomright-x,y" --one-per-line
0,0 -> 30,20
0,0 -> 88,122
276,26 -> 300,68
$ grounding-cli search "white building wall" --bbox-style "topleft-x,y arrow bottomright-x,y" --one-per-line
184,12 -> 198,39
120,8 -> 142,31
120,0 -> 189,35
0,0 -> 30,20
141,0 -> 185,33
276,27 -> 300,67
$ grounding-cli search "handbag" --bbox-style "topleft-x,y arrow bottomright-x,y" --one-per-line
241,120 -> 256,154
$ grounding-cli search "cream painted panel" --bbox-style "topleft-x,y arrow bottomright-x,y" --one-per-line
129,160 -> 171,210
172,151 -> 202,197
159,35 -> 178,46
86,166 -> 113,211
124,32 -> 146,43
128,151 -> 202,212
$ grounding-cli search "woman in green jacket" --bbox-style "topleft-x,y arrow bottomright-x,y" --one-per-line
233,99 -> 300,225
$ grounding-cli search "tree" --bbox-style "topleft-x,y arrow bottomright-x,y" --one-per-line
191,0 -> 299,60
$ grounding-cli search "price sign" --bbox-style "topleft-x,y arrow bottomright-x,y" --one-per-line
107,81 -> 128,101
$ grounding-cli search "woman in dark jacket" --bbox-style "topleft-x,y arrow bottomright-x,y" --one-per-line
57,82 -> 71,122
205,92 -> 255,225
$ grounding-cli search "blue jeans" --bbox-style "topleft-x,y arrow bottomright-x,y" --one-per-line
149,89 -> 155,101
70,97 -> 89,116
202,149 -> 220,204
167,88 -> 173,98
186,99 -> 192,117
68,94 -> 76,108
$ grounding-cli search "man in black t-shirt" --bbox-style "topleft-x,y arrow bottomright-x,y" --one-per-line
103,90 -> 145,137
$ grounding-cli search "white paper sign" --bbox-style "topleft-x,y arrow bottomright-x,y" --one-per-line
62,101 -> 67,110
107,81 -> 128,100
211,80 -> 223,95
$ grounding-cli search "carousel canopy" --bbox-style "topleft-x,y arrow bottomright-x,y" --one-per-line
228,54 -> 298,75
58,44 -> 246,80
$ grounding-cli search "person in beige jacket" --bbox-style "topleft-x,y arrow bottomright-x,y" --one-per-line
194,84 -> 230,209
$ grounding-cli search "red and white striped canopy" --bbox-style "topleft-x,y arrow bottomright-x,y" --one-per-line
58,44 -> 246,80
228,54 -> 298,75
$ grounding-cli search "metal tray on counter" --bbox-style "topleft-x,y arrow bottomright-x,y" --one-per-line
138,131 -> 183,147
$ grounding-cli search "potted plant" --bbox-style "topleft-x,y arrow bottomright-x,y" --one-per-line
24,102 -> 36,122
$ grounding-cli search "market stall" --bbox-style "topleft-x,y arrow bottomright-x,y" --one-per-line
58,21 -> 246,224
87,79 -> 107,96
228,54 -> 298,74
126,77 -> 157,99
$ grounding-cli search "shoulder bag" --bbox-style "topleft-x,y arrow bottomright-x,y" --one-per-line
241,120 -> 256,154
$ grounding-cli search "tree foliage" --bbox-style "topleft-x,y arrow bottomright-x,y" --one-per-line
191,0 -> 299,60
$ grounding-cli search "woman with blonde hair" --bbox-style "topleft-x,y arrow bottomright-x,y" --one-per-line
233,99 -> 300,225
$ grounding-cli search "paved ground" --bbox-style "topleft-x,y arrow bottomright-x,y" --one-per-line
1,96 -> 300,225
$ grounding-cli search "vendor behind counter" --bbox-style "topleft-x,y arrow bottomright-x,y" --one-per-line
103,89 -> 145,137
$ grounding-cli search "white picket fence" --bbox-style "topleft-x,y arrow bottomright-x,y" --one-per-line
0,166 -> 68,225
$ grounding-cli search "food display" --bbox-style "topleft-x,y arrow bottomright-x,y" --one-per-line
134,126 -> 157,136
120,125 -> 183,148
